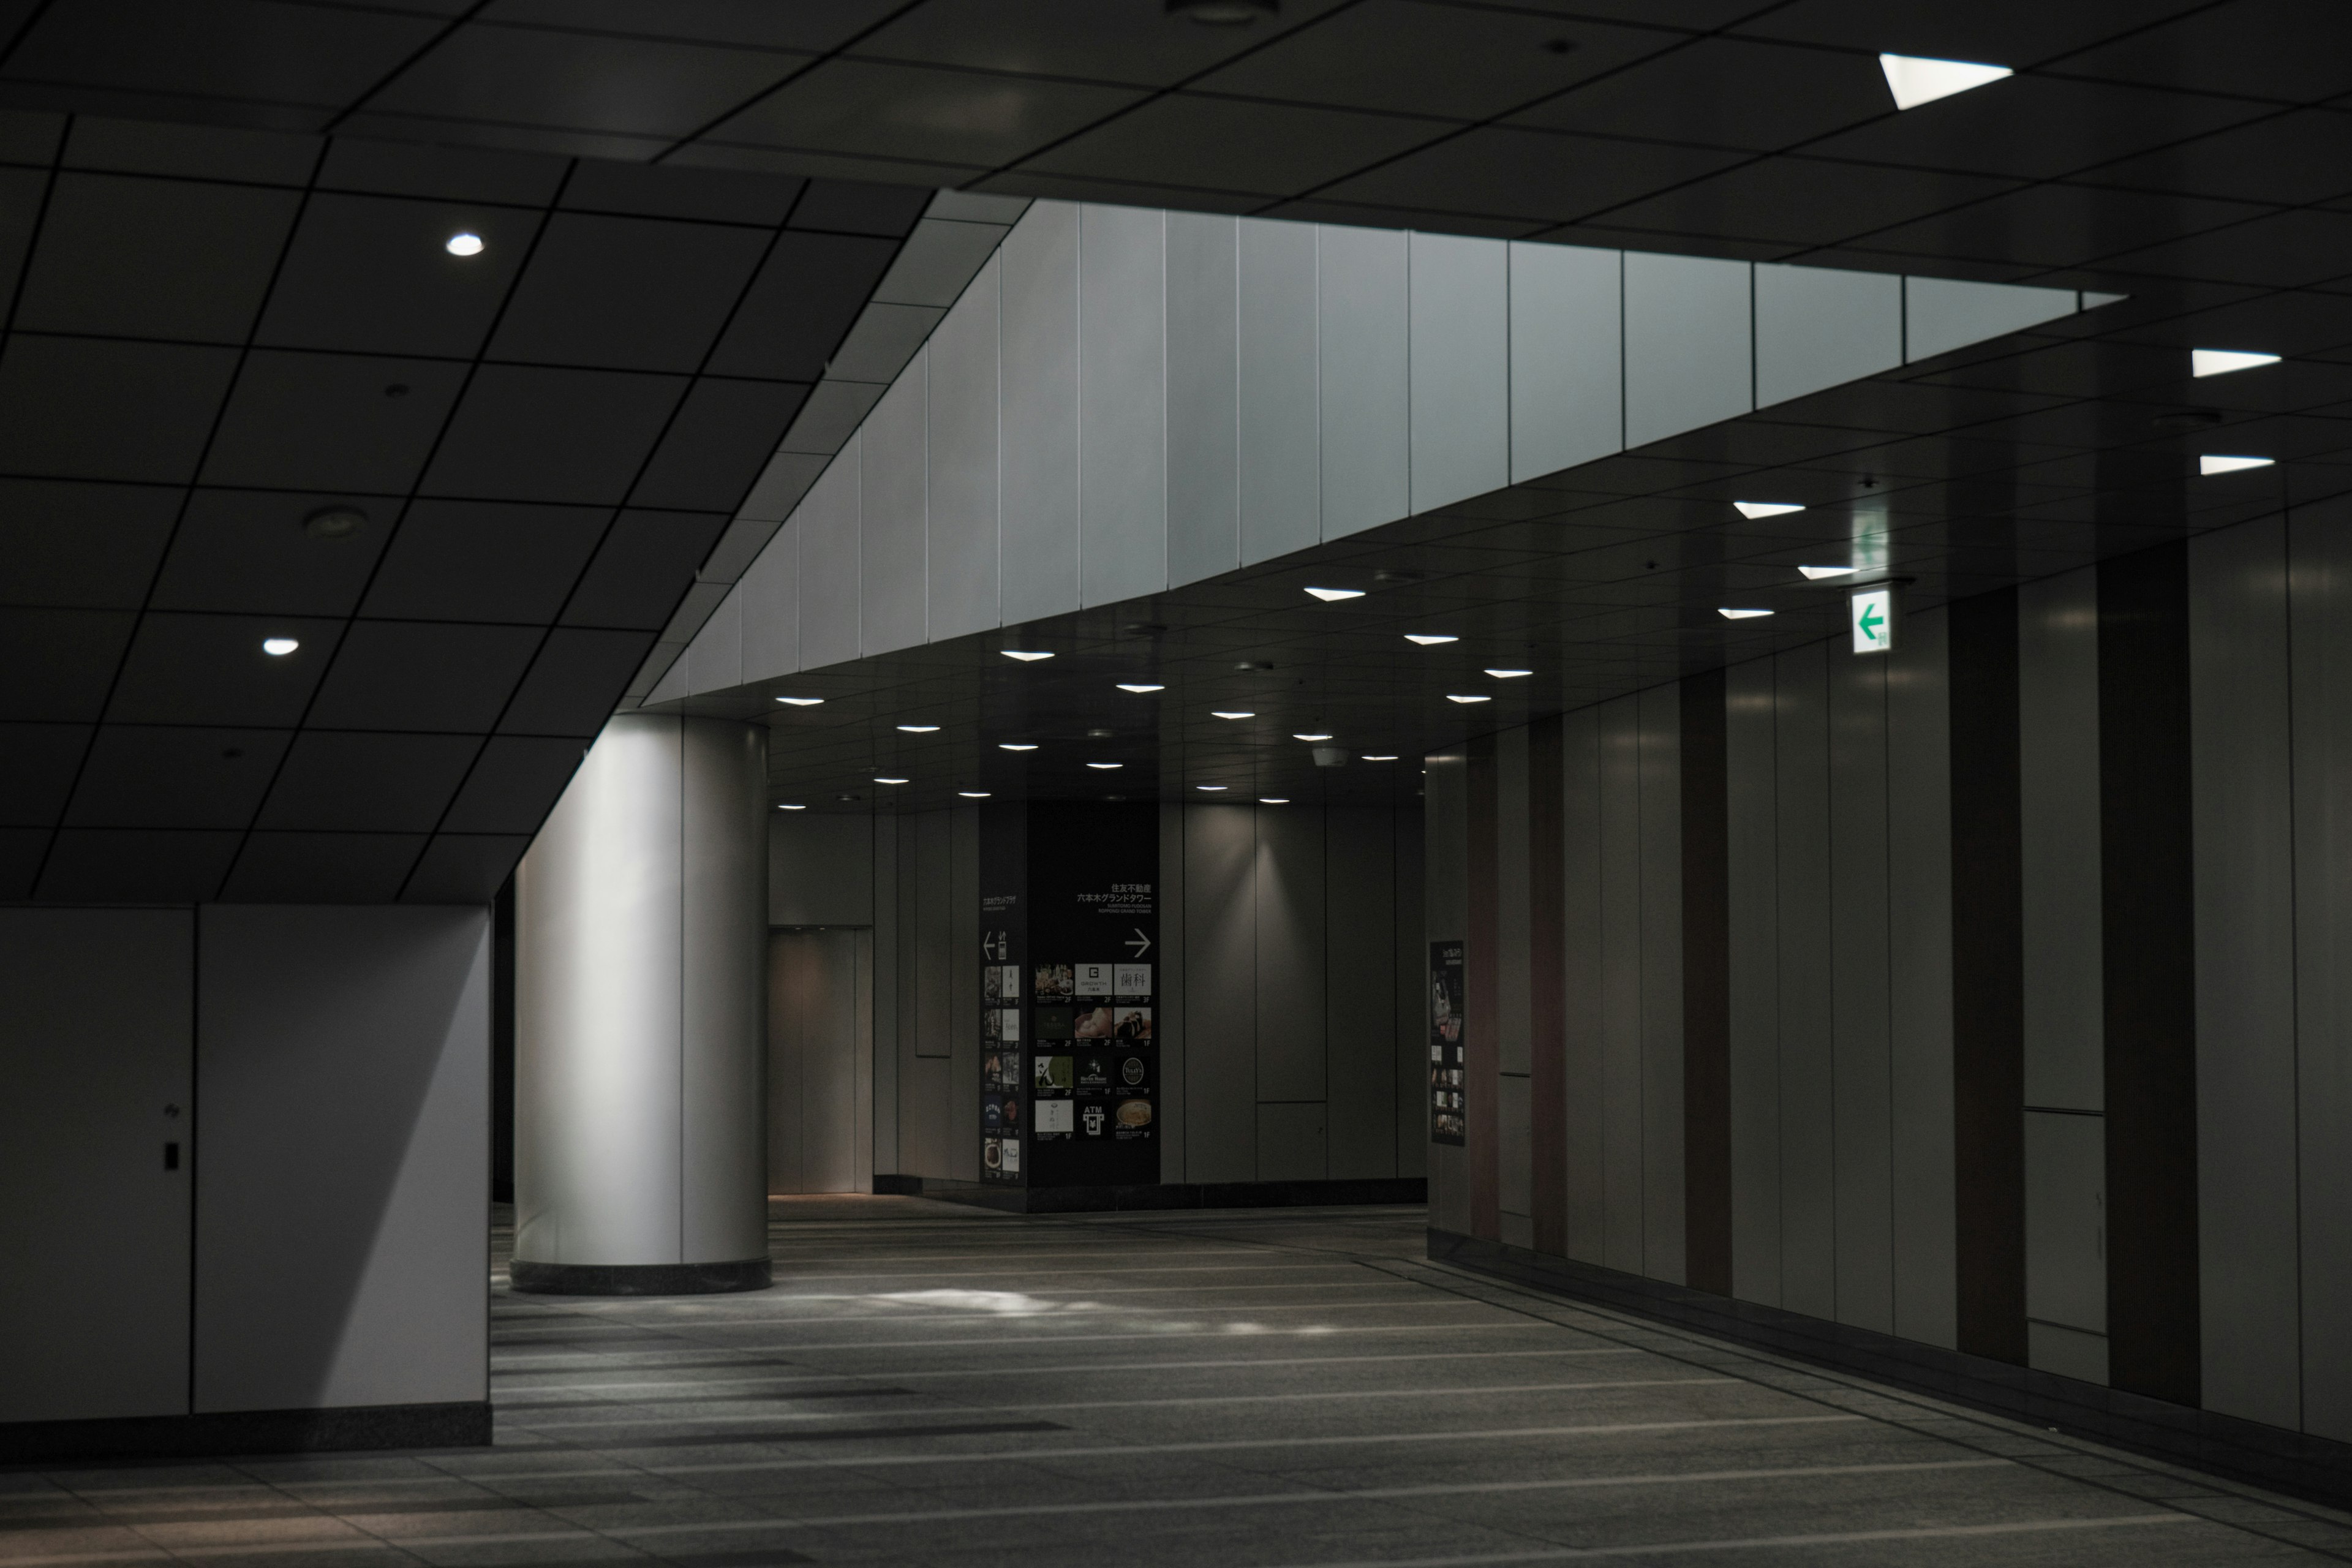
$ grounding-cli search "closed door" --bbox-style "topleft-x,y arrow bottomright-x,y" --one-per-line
766,928 -> 870,1194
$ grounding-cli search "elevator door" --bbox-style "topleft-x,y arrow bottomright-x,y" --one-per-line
766,927 -> 871,1194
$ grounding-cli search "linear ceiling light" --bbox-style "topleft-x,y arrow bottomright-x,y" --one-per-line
897,723 -> 939,733
1211,710 -> 1254,719
775,804 -> 805,810
1116,682 -> 1164,693
1733,500 -> 1805,520
1304,587 -> 1364,601
1087,762 -> 1123,770
1878,53 -> 2013,110
959,791 -> 991,798
1446,694 -> 1491,704
1484,668 -> 1532,679
1259,797 -> 1289,804
1000,742 -> 1038,752
1293,731 -> 1333,742
776,696 -> 823,706
2200,454 -> 2275,475
2192,349 -> 2280,379
1404,634 -> 1457,646
1362,754 -> 1399,761
1196,784 -> 1228,791
1798,564 -> 1859,579
874,776 -> 909,785
1000,649 -> 1054,661
1719,608 -> 1775,620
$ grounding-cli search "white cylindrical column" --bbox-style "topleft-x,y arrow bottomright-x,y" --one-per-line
512,712 -> 769,1294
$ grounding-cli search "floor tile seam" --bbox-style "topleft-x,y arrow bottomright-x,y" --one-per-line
488,1358 -> 1658,1398
489,1322 -> 1580,1357
488,1299 -> 1506,1335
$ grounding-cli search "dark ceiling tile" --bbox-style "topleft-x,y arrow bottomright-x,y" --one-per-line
1858,184 -> 2271,273
0,107 -> 64,165
257,731 -> 480,832
1025,92 -> 1454,199
1256,197 -> 1543,238
482,0 -> 898,50
0,608 -> 135,722
1805,77 -> 2271,184
562,510 -> 729,628
0,827 -> 46,897
2062,0 -> 2352,105
401,831 -> 530,902
107,612 -> 345,726
1317,124 -> 1747,224
256,193 -> 544,358
707,58 -> 1141,168
0,167 -> 45,308
0,336 -> 238,484
1598,156 -> 2016,249
501,627 -> 657,735
34,827 -> 240,903
423,364 -> 687,505
788,179 -> 933,237
631,379 -> 809,511
488,213 -> 773,372
440,734 -> 589,832
151,489 -> 391,617
63,113 -> 318,184
202,351 -> 468,494
706,230 -> 900,379
673,140 -> 983,191
1729,0 -> 2196,69
1507,36 -> 1892,153
306,620 -> 544,731
2,0 -> 445,115
0,480 -> 183,609
366,23 -> 808,138
360,499 -> 609,623
63,725 -> 293,830
218,830 -> 428,902
316,136 -> 568,205
2074,108 -> 2352,209
330,113 -> 671,164
562,159 -> 804,224
854,0 -> 1348,86
0,722 -> 89,826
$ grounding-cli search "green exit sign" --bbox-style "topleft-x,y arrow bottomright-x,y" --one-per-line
1850,586 -> 1898,654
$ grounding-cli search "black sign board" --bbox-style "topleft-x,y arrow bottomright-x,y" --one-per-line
1429,940 -> 1465,1145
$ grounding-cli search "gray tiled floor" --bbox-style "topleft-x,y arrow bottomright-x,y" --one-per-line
7,1199 -> 2351,1567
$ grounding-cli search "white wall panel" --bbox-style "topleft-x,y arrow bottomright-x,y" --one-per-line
859,366 -> 927,657
1725,657 -> 1781,1307
1079,203 -> 1167,607
795,443 -> 861,671
1773,643 -> 1836,1322
1598,694 -> 1645,1272
1409,232 -> 1509,516
998,200 -> 1080,626
2188,518 -> 2300,1429
1166,211 -> 1239,589
687,584 -> 741,693
1887,606 -> 1957,1349
1496,725 -> 1532,1077
1637,683 -> 1685,1284
1317,223 -> 1408,540
1509,242 -> 1621,483
925,262 -> 1001,643
1561,708 -> 1607,1264
1754,264 -> 1902,409
2018,568 -> 2103,1111
1624,252 -> 1751,450
1238,218 -> 1319,565
739,517 -> 799,681
1827,654 -> 1891,1332
1905,277 -> 2076,363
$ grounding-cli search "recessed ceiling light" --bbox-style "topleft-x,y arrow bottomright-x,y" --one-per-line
1304,587 -> 1364,601
1169,0 -> 1275,23
1878,53 -> 2013,111
2192,349 -> 2280,379
897,723 -> 940,733
1259,797 -> 1288,804
303,505 -> 366,539
1000,742 -> 1038,752
1293,731 -> 1333,742
776,803 -> 805,811
445,232 -> 484,257
1733,500 -> 1805,520
2200,454 -> 2275,475
261,637 -> 299,655
1087,762 -> 1122,770
1001,649 -> 1054,662
1196,784 -> 1228,791
1798,565 -> 1859,580
1719,608 -> 1775,620
1362,755 -> 1399,761
1484,668 -> 1532,679
875,776 -> 908,785
776,696 -> 823,706
1211,710 -> 1254,720
959,791 -> 990,798
1446,694 -> 1491,704
1117,682 -> 1164,693
1404,633 -> 1458,646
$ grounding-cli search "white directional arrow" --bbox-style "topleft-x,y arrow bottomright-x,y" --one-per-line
1126,929 -> 1152,957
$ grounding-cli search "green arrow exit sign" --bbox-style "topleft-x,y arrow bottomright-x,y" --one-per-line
1850,585 -> 1898,654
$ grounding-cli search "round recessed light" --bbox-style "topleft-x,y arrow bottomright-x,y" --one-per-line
1000,742 -> 1038,752
1087,762 -> 1122,771
1210,710 -> 1254,720
1404,634 -> 1457,646
1196,784 -> 1228,791
1304,586 -> 1364,602
303,505 -> 366,539
776,696 -> 824,706
776,803 -> 806,811
1117,682 -> 1164,693
897,723 -> 940,733
1718,608 -> 1774,620
262,637 -> 300,656
445,232 -> 484,257
1001,649 -> 1054,662
959,791 -> 991,799
1259,797 -> 1289,804
1362,755 -> 1399,762
1446,694 -> 1490,704
1484,668 -> 1532,679
1167,0 -> 1276,23
875,776 -> 908,785
1293,732 -> 1333,742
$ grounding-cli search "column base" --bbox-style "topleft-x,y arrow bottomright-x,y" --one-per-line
509,1257 -> 771,1295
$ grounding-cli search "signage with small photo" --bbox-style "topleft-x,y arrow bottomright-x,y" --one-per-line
1115,963 -> 1150,998
1429,940 -> 1466,1145
1035,963 -> 1074,1000
1113,1006 -> 1152,1041
1080,1102 -> 1107,1137
1035,1054 -> 1073,1092
1115,1099 -> 1153,1136
1074,962 -> 1113,997
1036,1099 -> 1074,1136
1074,1005 -> 1115,1039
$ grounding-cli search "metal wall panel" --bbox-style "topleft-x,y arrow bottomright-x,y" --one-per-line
1237,218 -> 1319,566
1327,805 -> 1398,1180
1724,655 -> 1781,1306
1561,706 -> 1606,1264
2290,497 -> 2352,1441
1158,802 -> 1187,1182
1079,203 -> 1166,608
1186,804 -> 1257,1183
1425,751 -> 1470,1234
1828,654 -> 1893,1332
1597,693 -> 1646,1272
1166,211 -> 1238,590
1774,643 -> 1836,1321
687,584 -> 742,694
1408,232 -> 1509,516
949,806 -> 979,1183
924,260 -> 1000,644
2024,1109 -> 2108,1346
1395,804 -> 1428,1181
2188,518 -> 2300,1429
2018,568 -> 2104,1112
1316,223 -> 1408,540
1904,277 -> 2076,363
1887,605 -> 1958,1348
1496,723 -> 1532,1077
1623,252 -> 1751,451
871,809 -> 899,1174
1257,1101 -> 1327,1181
1637,682 -> 1686,1284
1754,264 -> 1902,409
1509,242 -> 1621,484
913,810 -> 951,1060
854,927 -> 874,1192
858,365 -> 927,657
794,442 -> 860,671
739,517 -> 798,682
1498,1070 -> 1532,1231
997,200 -> 1080,627
1256,802 -> 1328,1104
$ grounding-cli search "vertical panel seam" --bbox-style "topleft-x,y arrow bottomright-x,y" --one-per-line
2282,514 -> 2306,1431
